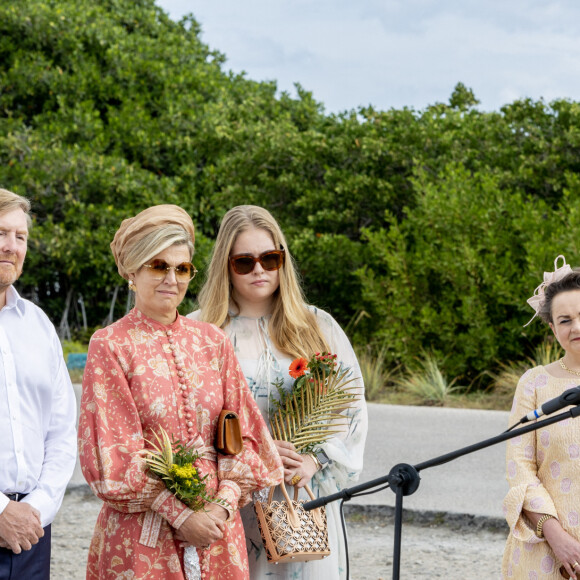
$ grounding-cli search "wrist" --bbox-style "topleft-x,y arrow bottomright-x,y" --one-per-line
307,453 -> 322,471
541,516 -> 561,540
536,514 -> 557,538
311,448 -> 330,471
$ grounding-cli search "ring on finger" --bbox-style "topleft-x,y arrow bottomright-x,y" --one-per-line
573,561 -> 579,569
291,474 -> 302,486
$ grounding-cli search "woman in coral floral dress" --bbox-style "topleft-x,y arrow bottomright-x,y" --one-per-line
503,257 -> 580,579
78,205 -> 283,580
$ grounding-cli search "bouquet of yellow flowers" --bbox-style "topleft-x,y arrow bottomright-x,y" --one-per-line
145,427 -> 226,511
270,352 -> 360,452
144,427 -> 227,511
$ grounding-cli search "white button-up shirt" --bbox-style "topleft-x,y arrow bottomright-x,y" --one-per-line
0,286 -> 77,527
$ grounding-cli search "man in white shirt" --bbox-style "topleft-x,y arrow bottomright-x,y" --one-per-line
0,189 -> 77,580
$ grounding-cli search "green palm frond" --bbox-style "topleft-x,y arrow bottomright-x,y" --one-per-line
270,366 -> 360,453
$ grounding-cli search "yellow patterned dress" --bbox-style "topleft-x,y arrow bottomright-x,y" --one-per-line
78,308 -> 283,580
503,365 -> 580,578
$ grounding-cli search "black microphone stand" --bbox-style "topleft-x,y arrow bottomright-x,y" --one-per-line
303,404 -> 580,580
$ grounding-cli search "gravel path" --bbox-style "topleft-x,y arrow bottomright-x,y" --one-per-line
51,489 -> 508,579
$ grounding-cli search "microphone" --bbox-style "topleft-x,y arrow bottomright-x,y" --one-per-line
521,386 -> 580,423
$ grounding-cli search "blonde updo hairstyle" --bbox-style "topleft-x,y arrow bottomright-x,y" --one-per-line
123,225 -> 194,278
198,205 -> 329,359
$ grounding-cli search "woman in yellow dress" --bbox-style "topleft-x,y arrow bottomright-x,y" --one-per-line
503,256 -> 580,579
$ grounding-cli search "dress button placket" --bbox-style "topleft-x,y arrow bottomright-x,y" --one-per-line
166,330 -> 195,437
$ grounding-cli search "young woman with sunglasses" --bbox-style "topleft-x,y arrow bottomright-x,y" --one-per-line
189,205 -> 368,580
78,205 -> 283,580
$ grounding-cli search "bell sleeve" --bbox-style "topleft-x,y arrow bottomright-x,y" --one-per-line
78,332 -> 194,532
312,309 -> 368,495
503,366 -> 558,545
213,333 -> 284,511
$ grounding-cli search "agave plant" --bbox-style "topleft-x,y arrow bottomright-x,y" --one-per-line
394,353 -> 460,406
270,356 -> 360,453
355,345 -> 398,401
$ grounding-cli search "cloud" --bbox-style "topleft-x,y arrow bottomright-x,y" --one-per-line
156,0 -> 580,113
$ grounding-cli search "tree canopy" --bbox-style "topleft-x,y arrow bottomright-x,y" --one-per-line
2,0 -> 580,385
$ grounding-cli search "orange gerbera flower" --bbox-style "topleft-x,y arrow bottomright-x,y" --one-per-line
289,357 -> 308,379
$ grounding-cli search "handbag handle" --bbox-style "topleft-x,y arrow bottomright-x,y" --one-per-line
266,483 -> 325,530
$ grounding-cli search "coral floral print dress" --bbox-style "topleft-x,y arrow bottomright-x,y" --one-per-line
78,309 -> 283,580
503,365 -> 580,578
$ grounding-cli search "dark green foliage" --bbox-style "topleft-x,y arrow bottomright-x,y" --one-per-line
2,0 -> 580,386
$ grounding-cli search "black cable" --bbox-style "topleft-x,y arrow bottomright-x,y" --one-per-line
504,420 -> 522,433
339,499 -> 350,580
348,483 -> 391,498
338,484 -> 391,580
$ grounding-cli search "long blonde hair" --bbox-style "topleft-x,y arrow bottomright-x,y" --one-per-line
198,205 -> 329,359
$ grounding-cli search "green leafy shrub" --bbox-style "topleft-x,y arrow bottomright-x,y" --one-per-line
2,0 -> 580,392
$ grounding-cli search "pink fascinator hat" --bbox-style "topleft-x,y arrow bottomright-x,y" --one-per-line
524,255 -> 572,326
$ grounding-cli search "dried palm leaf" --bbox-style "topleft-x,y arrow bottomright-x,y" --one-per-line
270,365 -> 360,453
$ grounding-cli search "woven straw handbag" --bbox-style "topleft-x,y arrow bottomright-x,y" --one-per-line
254,483 -> 331,563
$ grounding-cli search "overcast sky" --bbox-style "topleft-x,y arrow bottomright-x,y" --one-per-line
156,0 -> 580,115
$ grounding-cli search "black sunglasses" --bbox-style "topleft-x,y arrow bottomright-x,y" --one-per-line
229,249 -> 285,275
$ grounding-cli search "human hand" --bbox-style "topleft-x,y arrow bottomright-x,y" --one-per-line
204,502 -> 229,523
0,502 -> 44,554
543,518 -> 580,579
286,453 -> 318,488
174,509 -> 225,549
274,440 -> 303,479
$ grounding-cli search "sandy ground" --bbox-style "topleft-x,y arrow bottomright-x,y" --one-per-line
50,488 -> 508,579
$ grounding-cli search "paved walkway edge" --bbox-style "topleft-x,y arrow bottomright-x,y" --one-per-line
343,503 -> 508,533
66,482 -> 508,533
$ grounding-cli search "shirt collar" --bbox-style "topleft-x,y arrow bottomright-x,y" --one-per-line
2,286 -> 26,318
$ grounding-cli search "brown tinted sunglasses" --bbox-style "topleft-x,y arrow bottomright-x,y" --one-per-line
229,249 -> 285,275
141,259 -> 197,282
